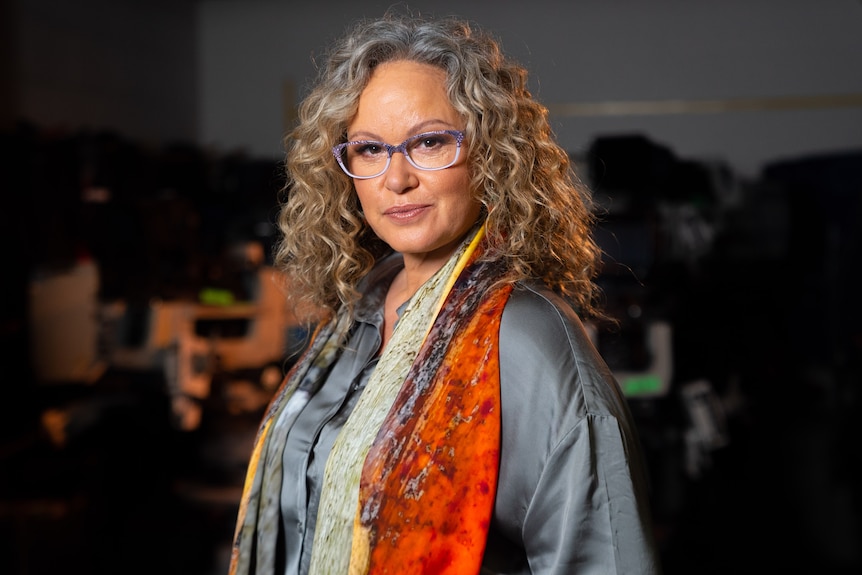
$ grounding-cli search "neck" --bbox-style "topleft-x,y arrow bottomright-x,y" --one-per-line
398,256 -> 441,301
381,255 -> 446,352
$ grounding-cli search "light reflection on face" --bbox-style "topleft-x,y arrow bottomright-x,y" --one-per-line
349,60 -> 481,271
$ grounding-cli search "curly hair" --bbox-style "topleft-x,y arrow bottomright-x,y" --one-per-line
275,11 -> 603,322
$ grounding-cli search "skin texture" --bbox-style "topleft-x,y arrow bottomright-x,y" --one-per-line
349,60 -> 482,304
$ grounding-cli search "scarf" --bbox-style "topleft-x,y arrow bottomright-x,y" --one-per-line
230,224 -> 513,574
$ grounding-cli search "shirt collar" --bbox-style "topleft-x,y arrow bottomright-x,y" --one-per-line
353,252 -> 404,325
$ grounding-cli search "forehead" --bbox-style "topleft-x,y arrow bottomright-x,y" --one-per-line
349,60 -> 460,137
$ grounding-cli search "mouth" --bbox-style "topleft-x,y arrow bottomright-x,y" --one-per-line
383,203 -> 430,220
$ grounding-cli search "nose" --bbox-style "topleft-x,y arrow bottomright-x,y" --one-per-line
383,150 -> 417,194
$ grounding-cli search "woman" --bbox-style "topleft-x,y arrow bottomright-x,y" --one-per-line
230,12 -> 660,575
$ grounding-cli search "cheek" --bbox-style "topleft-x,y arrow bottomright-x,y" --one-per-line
445,172 -> 477,210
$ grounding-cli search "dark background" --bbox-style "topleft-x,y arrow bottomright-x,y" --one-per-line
2,1 -> 861,574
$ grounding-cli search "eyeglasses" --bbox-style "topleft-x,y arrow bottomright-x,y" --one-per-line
332,130 -> 464,179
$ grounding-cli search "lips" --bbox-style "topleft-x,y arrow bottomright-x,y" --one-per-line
383,203 -> 430,220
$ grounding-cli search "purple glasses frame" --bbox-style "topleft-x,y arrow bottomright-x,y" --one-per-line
332,129 -> 465,179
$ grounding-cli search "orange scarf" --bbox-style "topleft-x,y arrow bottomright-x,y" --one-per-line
230,229 -> 512,574
351,253 -> 512,574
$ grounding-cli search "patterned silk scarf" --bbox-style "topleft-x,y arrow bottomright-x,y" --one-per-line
230,224 -> 512,574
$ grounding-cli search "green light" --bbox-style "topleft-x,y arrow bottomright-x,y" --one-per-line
621,374 -> 662,396
199,287 -> 235,306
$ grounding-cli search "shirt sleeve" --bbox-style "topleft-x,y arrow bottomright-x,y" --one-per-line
492,283 -> 660,575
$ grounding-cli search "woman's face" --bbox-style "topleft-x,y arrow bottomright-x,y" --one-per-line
348,60 -> 482,271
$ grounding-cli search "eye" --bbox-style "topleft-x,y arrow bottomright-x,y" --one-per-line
417,134 -> 446,149
351,141 -> 386,157
407,131 -> 458,157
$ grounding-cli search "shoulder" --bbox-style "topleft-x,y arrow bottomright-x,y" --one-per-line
501,281 -> 594,357
499,280 -> 626,420
493,282 -> 643,542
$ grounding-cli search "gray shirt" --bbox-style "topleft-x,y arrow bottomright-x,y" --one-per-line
277,255 -> 659,574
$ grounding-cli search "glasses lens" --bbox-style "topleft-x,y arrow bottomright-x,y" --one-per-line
404,131 -> 459,170
343,141 -> 388,178
338,131 -> 461,178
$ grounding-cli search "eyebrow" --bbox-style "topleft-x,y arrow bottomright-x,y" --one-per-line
347,120 -> 457,142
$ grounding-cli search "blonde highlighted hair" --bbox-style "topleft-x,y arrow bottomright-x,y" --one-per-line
275,11 -> 602,321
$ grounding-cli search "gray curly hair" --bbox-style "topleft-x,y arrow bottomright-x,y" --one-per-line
274,11 -> 603,321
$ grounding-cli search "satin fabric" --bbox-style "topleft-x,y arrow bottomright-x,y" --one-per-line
232,257 -> 660,575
